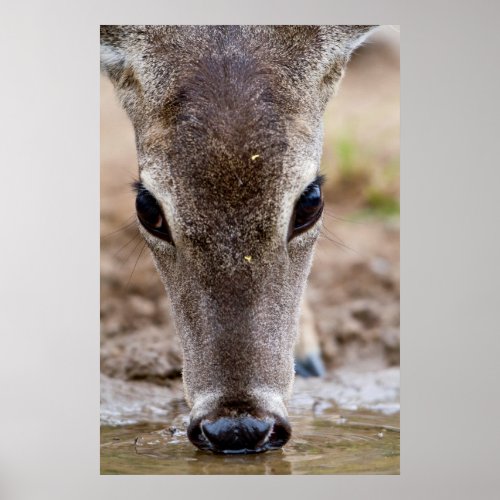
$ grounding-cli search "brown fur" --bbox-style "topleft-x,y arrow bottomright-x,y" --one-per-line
101,25 -> 375,436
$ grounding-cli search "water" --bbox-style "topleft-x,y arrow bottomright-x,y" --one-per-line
100,368 -> 400,474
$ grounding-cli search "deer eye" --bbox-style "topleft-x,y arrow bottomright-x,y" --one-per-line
133,181 -> 173,244
288,176 -> 324,241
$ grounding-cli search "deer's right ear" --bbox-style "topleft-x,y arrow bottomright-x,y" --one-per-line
100,25 -> 130,81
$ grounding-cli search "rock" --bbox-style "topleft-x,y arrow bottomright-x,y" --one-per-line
101,326 -> 183,383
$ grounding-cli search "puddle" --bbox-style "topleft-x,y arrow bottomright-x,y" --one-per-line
100,368 -> 399,474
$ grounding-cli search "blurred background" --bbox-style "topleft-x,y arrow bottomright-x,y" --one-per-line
100,27 -> 400,385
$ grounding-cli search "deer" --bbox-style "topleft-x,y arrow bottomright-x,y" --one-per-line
100,25 -> 376,454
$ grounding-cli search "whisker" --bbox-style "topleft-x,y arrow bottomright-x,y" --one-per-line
322,224 -> 352,249
113,232 -> 141,260
318,233 -> 351,253
319,228 -> 357,255
120,234 -> 145,264
101,217 -> 137,240
324,209 -> 364,226
125,242 -> 147,290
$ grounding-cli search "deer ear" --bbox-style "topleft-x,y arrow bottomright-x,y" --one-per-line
325,25 -> 379,55
316,25 -> 378,104
100,25 -> 133,80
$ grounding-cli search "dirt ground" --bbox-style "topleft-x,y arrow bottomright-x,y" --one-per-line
100,29 -> 400,385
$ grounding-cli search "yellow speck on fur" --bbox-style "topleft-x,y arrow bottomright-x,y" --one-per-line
244,255 -> 252,262
250,154 -> 260,161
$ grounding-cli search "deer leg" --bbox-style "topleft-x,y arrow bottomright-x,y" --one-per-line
294,297 -> 325,377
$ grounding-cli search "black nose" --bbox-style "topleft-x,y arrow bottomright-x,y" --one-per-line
188,415 -> 291,454
202,417 -> 270,452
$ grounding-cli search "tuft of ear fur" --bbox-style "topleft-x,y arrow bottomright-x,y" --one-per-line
100,25 -> 136,80
325,25 -> 379,55
100,44 -> 125,77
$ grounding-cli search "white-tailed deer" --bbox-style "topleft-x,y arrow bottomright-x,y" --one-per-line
101,25 -> 376,454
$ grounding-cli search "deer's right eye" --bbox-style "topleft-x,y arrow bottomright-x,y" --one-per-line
288,176 -> 325,241
133,181 -> 173,244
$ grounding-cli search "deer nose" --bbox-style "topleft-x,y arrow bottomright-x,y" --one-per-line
188,415 -> 291,454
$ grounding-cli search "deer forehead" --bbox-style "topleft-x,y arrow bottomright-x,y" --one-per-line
139,149 -> 319,250
134,52 -> 322,244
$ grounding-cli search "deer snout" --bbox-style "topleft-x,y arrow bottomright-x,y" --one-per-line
187,414 -> 291,454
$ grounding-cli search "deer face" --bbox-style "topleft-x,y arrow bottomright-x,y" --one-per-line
101,25 -> 374,453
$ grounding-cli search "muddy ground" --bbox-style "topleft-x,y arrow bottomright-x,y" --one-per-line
100,30 -> 400,386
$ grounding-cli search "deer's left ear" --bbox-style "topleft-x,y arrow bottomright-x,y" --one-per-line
100,25 -> 135,82
322,25 -> 379,56
318,25 -> 379,105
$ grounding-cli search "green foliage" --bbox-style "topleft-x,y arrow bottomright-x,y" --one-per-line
365,188 -> 400,216
322,133 -> 400,219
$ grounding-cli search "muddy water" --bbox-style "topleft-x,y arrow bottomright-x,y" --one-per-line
100,369 -> 399,474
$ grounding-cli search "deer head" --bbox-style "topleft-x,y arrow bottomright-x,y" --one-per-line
101,25 -> 375,454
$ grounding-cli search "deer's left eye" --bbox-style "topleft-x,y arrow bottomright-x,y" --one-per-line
288,176 -> 324,241
133,181 -> 173,244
